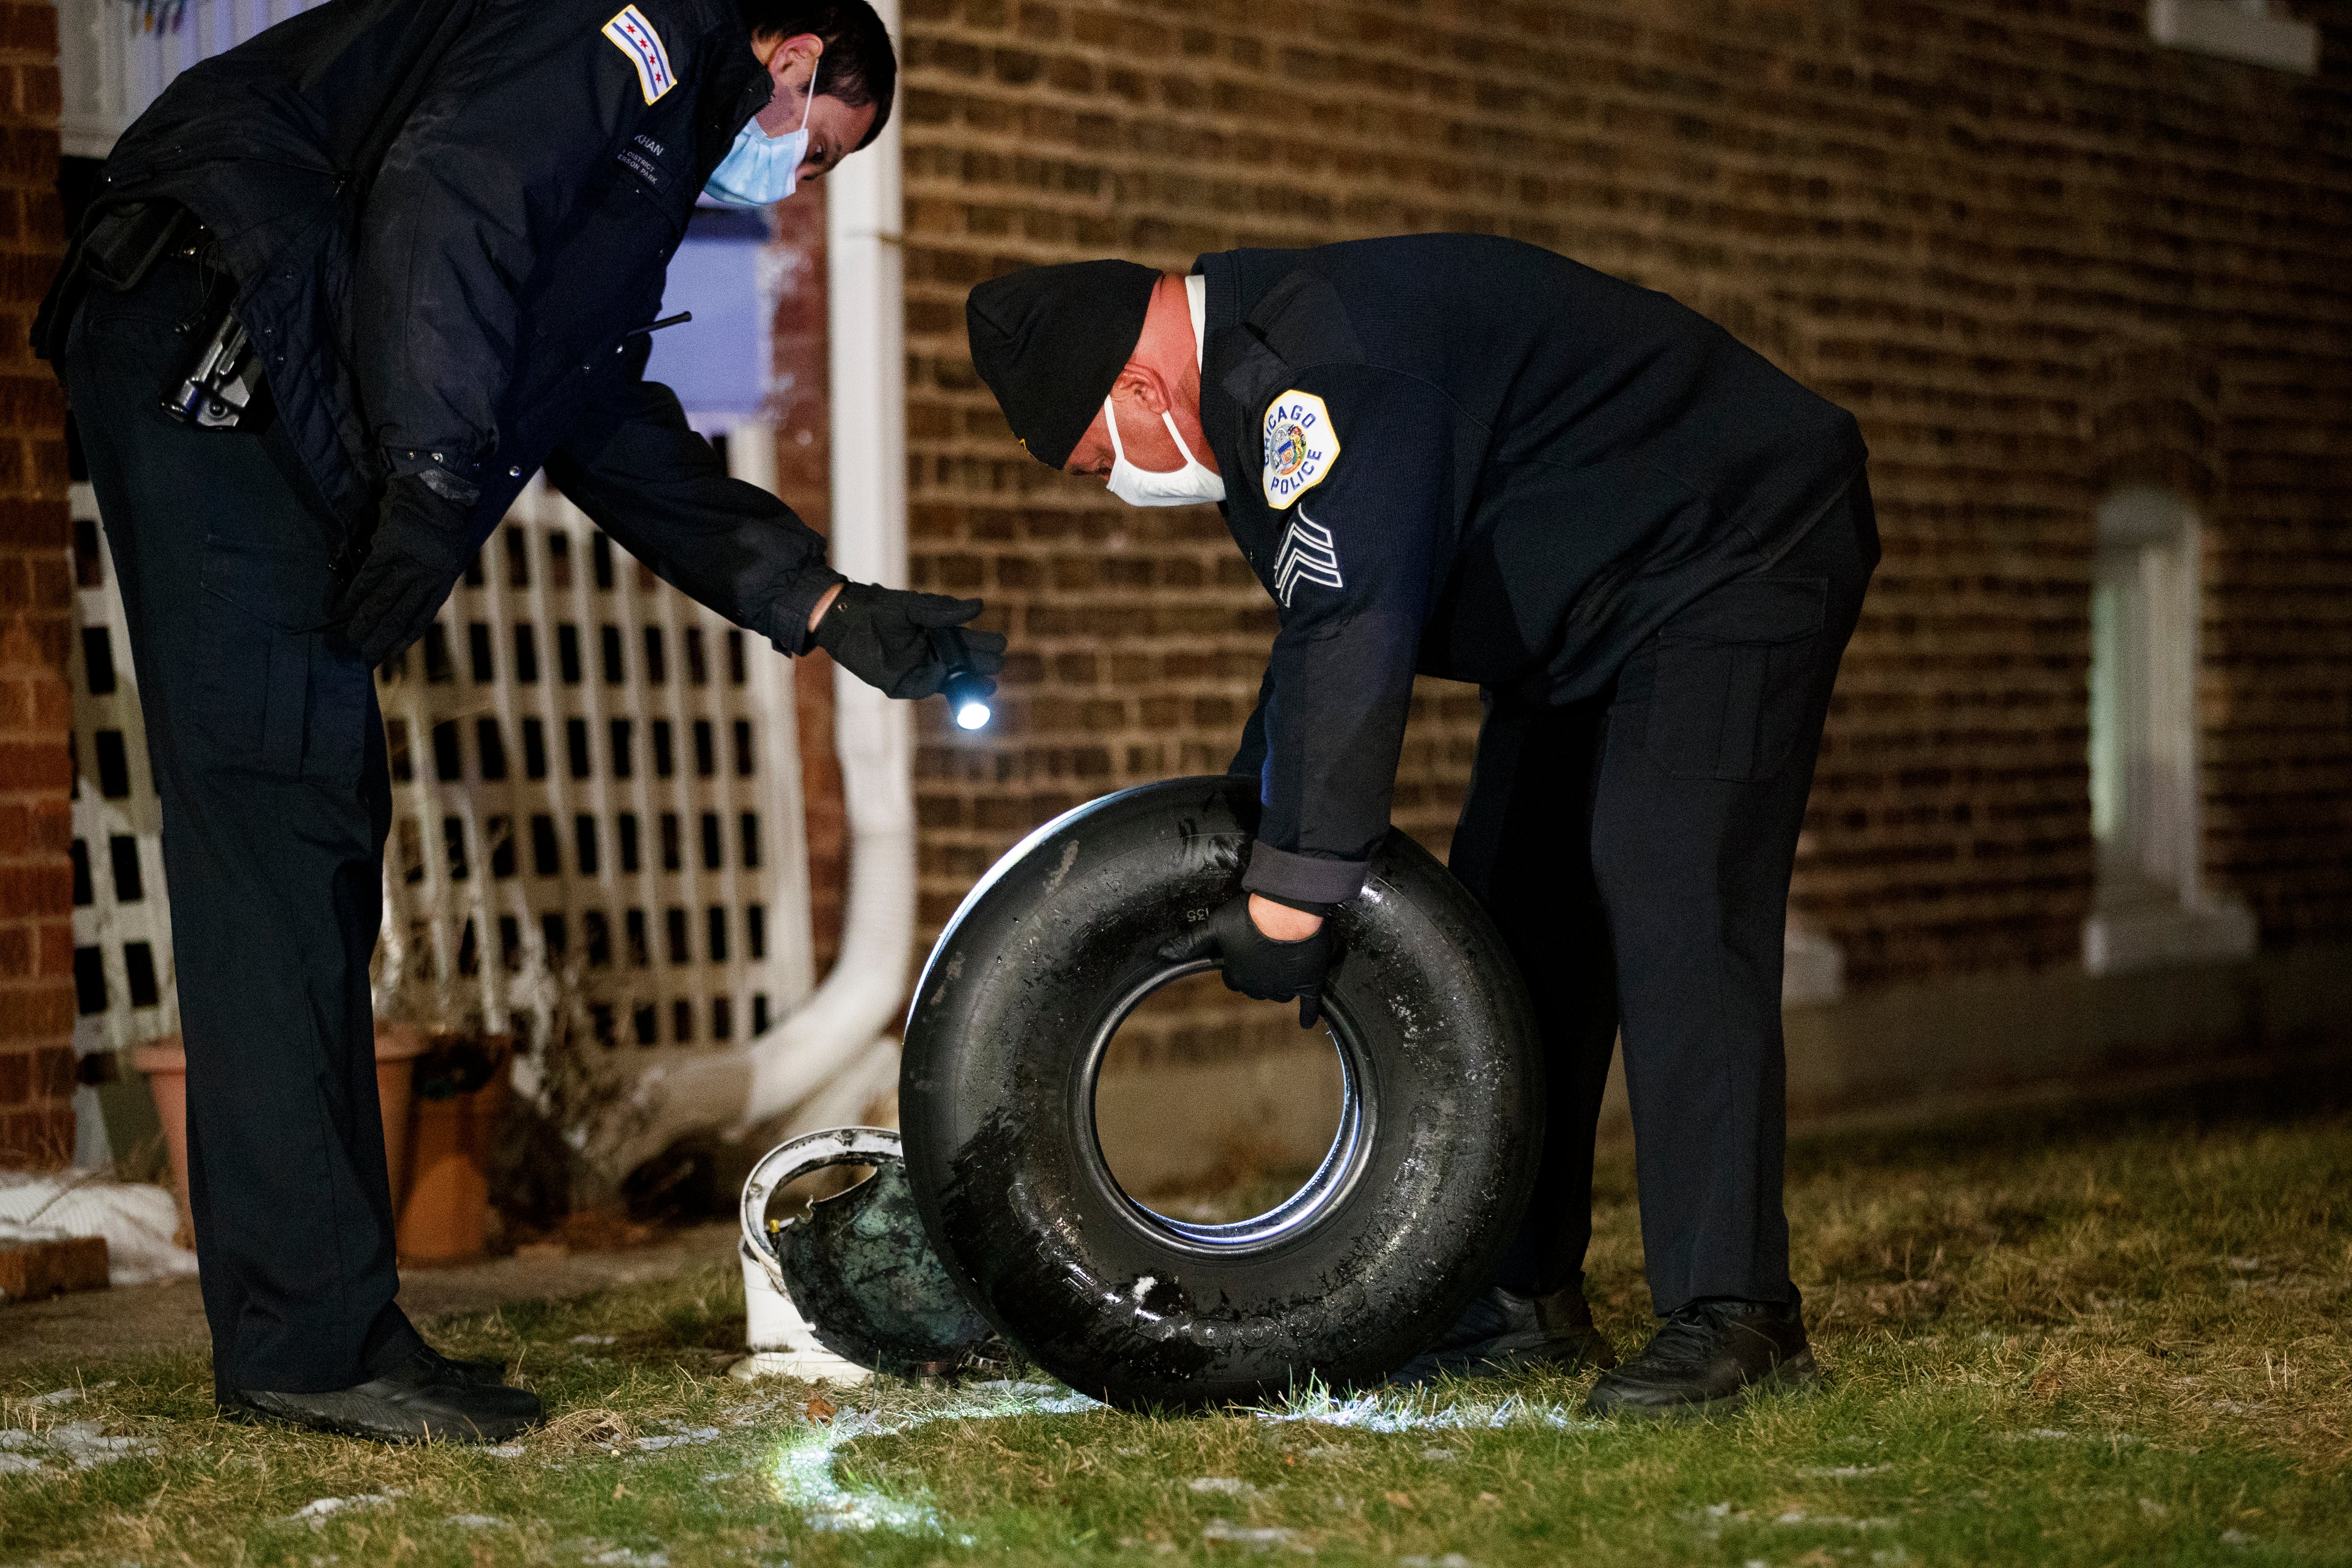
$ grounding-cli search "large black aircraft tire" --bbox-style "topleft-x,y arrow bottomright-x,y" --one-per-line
900,775 -> 1544,1410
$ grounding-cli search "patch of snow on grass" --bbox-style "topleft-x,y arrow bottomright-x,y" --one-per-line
633,1426 -> 721,1452
1188,1477 -> 1254,1496
0,1421 -> 159,1470
1260,1388 -> 1586,1435
1201,1518 -> 1307,1552
27,1382 -> 113,1407
285,1492 -> 402,1524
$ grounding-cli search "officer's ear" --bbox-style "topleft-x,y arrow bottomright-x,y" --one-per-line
1109,363 -> 1171,417
754,30 -> 824,98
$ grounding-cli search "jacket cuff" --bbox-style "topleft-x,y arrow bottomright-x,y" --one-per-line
1242,841 -> 1369,905
767,568 -> 848,657
384,449 -> 482,507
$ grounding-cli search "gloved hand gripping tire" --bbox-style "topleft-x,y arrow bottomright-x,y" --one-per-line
335,475 -> 476,669
1173,891 -> 1339,1027
815,582 -> 1008,701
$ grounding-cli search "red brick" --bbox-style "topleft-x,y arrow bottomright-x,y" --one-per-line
0,979 -> 70,1036
895,0 -> 2352,997
26,1039 -> 67,1097
0,1105 -> 73,1167
34,918 -> 67,977
0,740 -> 64,791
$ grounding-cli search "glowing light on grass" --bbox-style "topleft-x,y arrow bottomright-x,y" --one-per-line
772,1426 -> 944,1535
767,1379 -> 1100,1537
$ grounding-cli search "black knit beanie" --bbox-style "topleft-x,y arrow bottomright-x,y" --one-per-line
966,260 -> 1162,469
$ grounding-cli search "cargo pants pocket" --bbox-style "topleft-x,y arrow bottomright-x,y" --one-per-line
195,535 -> 364,783
1642,576 -> 1829,783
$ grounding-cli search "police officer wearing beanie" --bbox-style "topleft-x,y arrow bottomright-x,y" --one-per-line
34,0 -> 1000,1444
966,238 -> 1875,1417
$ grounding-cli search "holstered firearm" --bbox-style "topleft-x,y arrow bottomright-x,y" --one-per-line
162,309 -> 263,430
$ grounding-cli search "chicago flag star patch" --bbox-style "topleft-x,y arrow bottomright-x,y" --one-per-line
604,6 -> 677,105
1262,390 -> 1340,510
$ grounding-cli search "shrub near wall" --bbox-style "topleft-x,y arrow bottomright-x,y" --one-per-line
897,0 -> 2352,1006
0,0 -> 72,1165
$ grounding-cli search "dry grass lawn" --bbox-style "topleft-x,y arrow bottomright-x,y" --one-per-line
2,1078 -> 2347,1566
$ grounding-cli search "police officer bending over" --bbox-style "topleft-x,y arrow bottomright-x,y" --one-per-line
967,238 -> 1875,1416
35,0 -> 1001,1444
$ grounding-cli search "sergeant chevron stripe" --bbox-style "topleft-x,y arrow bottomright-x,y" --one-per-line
1274,509 -> 1344,607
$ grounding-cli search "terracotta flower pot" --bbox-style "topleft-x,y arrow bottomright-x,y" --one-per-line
394,1034 -> 512,1265
373,1023 -> 430,1205
134,1025 -> 434,1253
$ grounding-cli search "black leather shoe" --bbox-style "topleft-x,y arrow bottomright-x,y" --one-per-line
425,1346 -> 511,1385
216,1343 -> 507,1411
1388,1286 -> 1618,1387
229,1346 -> 543,1444
1584,1293 -> 1818,1419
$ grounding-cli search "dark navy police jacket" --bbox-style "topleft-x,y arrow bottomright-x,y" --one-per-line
1196,235 -> 1867,906
43,0 -> 841,652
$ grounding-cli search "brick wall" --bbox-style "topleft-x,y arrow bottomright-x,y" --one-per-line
765,188 -> 849,981
0,0 -> 74,1164
895,0 -> 2352,999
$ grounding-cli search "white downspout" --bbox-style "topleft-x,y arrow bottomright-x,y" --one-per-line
613,4 -> 913,1171
739,8 -> 917,1132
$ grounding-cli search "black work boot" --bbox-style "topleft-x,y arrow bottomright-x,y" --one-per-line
222,1345 -> 543,1444
216,1343 -> 507,1418
1388,1285 -> 1618,1387
1584,1292 -> 1818,1419
440,1351 -> 512,1385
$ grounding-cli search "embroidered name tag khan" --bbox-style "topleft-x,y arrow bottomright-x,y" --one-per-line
604,6 -> 677,105
1274,507 -> 1343,607
1262,390 -> 1340,510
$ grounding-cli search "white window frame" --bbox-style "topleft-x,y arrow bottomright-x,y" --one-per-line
2082,486 -> 2255,975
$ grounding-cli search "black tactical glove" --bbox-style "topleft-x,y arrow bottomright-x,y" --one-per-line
814,581 -> 1008,701
335,476 -> 474,669
1183,891 -> 1339,1028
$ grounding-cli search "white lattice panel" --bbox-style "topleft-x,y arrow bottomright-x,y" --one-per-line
69,481 -> 178,1055
374,432 -> 818,1056
70,434 -> 818,1077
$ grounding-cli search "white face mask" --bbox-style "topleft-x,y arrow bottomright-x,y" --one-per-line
703,58 -> 819,208
1103,394 -> 1225,507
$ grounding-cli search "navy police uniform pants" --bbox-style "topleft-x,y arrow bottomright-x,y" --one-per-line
65,256 -> 423,1395
1450,478 -> 1879,1316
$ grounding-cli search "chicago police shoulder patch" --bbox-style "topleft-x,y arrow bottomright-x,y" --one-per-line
603,6 -> 677,105
1261,390 -> 1340,511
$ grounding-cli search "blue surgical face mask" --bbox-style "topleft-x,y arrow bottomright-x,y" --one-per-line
704,57 -> 819,208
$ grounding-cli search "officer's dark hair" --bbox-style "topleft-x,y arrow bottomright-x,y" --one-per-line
737,0 -> 896,150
